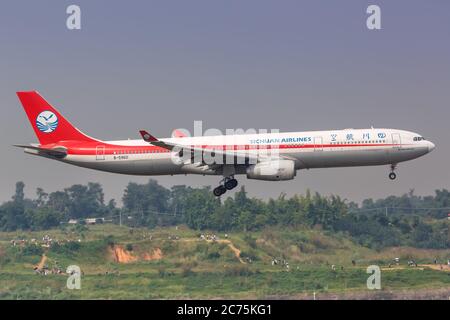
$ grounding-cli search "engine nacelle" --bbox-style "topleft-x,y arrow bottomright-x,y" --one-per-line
246,160 -> 296,181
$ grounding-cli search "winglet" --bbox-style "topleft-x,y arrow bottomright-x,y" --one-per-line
139,130 -> 158,142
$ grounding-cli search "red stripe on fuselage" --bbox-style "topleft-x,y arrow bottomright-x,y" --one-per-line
40,141 -> 398,156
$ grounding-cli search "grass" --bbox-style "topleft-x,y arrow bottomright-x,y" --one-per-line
1,267 -> 448,299
0,224 -> 449,299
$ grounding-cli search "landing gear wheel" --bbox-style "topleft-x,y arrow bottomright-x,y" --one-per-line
389,172 -> 397,180
213,185 -> 227,197
224,179 -> 238,190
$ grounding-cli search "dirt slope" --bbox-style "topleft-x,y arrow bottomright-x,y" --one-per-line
111,245 -> 163,263
36,254 -> 47,269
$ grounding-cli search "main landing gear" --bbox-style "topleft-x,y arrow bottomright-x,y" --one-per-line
388,164 -> 397,180
213,176 -> 238,196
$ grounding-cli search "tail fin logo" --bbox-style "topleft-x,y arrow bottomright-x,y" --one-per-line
36,111 -> 58,133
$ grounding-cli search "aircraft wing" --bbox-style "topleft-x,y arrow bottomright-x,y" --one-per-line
13,144 -> 67,158
139,130 -> 272,165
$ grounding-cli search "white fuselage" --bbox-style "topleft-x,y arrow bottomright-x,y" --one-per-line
45,128 -> 434,177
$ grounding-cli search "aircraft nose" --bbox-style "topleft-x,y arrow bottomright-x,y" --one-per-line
428,141 -> 435,152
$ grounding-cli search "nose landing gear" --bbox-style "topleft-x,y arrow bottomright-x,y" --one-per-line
388,164 -> 397,180
213,176 -> 238,196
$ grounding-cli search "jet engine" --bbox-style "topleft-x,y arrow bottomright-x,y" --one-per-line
246,160 -> 296,181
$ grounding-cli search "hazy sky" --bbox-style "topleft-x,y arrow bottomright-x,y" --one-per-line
1,0 -> 449,204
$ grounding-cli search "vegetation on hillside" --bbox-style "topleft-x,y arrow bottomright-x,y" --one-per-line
0,224 -> 449,299
0,180 -> 449,250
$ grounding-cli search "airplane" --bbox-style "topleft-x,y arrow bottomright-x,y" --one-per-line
15,91 -> 435,197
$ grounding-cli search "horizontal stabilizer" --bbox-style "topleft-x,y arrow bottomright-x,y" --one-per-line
13,144 -> 67,158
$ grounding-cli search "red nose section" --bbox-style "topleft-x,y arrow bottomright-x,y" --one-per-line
17,91 -> 97,145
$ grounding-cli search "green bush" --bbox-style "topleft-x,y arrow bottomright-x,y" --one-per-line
224,265 -> 254,277
243,234 -> 257,249
206,252 -> 220,260
240,250 -> 258,261
181,265 -> 194,277
50,241 -> 81,254
161,240 -> 179,254
22,245 -> 44,256
158,266 -> 174,278
103,235 -> 115,247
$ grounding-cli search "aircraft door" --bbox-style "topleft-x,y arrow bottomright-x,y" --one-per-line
96,146 -> 105,160
391,133 -> 401,149
314,136 -> 323,151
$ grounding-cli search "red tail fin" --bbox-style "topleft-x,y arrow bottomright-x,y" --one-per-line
16,91 -> 97,145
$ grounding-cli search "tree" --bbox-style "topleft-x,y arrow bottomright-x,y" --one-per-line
64,183 -> 106,218
183,187 -> 219,230
169,185 -> 193,217
29,207 -> 62,229
0,182 -> 29,231
47,191 -> 70,218
432,189 -> 450,218
35,187 -> 48,208
122,179 -> 170,227
12,181 -> 25,203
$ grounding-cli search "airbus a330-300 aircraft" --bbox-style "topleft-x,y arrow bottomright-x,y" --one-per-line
15,91 -> 435,196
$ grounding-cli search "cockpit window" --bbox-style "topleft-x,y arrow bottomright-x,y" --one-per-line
413,137 -> 426,141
